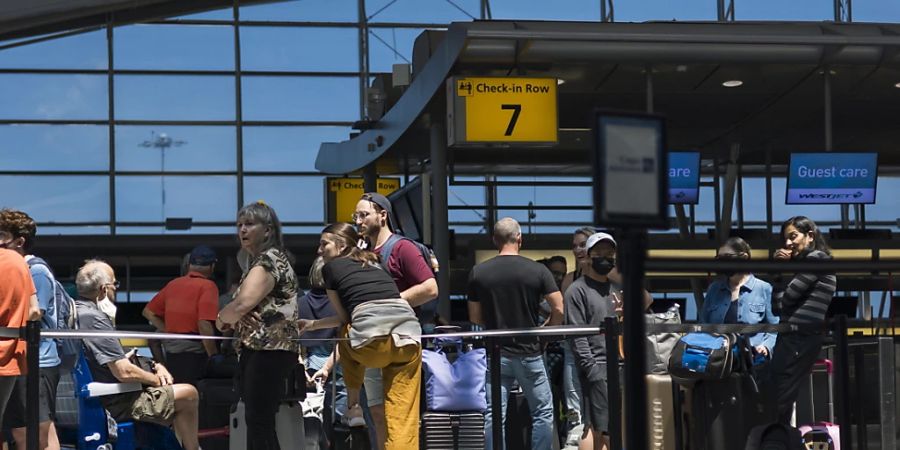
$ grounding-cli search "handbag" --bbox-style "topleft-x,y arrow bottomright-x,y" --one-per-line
667,332 -> 739,383
645,305 -> 683,374
422,337 -> 487,411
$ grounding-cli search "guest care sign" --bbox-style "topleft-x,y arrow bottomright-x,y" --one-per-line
787,153 -> 878,204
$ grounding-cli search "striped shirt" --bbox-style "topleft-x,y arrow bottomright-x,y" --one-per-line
776,250 -> 837,325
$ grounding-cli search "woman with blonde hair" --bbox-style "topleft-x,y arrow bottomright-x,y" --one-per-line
216,202 -> 300,450
298,222 -> 421,449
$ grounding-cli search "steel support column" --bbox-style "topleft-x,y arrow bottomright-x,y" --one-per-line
717,144 -> 740,242
430,122 -> 451,321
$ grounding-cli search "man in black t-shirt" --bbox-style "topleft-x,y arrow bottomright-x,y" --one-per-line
467,218 -> 563,450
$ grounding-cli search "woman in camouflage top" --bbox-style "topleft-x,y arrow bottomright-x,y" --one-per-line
217,202 -> 299,450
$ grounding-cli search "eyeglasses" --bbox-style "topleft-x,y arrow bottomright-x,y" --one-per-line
105,280 -> 120,289
350,211 -> 371,222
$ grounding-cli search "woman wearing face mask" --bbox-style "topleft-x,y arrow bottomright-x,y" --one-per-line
216,202 -> 300,450
299,223 -> 421,450
770,216 -> 836,424
700,237 -> 778,359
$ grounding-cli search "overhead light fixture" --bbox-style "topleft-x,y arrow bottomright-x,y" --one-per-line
557,78 -> 566,85
722,80 -> 743,88
894,82 -> 900,88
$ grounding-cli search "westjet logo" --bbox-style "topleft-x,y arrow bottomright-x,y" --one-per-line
797,191 -> 865,200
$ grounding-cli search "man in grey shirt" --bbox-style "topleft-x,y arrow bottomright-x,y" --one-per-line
564,232 -> 620,450
75,259 -> 201,450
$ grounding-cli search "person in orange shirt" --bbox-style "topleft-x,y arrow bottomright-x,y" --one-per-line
0,244 -> 40,426
143,246 -> 219,385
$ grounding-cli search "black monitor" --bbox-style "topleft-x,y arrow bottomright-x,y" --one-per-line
387,177 -> 424,242
786,152 -> 878,204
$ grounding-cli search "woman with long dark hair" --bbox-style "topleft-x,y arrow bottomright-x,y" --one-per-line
298,223 -> 421,449
770,216 -> 836,424
216,202 -> 300,450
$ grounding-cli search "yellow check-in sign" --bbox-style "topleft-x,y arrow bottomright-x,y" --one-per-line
447,77 -> 558,145
325,177 -> 400,224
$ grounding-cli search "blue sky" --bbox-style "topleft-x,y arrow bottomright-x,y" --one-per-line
1,0 -> 900,236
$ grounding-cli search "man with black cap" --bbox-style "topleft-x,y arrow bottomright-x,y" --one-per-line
564,232 -> 622,450
143,245 -> 220,385
353,192 -> 438,449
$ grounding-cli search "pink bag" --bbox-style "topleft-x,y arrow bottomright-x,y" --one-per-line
798,359 -> 839,450
798,422 -> 839,450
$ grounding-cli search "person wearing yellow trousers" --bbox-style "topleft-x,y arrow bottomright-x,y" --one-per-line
300,222 -> 421,449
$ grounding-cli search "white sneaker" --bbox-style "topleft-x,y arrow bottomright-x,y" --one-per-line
342,404 -> 366,427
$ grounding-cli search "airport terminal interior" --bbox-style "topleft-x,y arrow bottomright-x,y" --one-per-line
1,0 -> 900,449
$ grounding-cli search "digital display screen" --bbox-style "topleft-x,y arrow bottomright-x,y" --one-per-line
786,153 -> 878,204
668,152 -> 700,204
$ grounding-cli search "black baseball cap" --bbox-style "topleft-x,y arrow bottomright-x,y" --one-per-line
362,192 -> 396,231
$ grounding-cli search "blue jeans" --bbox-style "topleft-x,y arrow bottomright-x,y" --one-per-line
484,354 -> 554,450
563,342 -> 582,421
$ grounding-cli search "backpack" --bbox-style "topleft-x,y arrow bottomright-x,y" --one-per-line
667,332 -> 739,383
380,233 -> 439,276
745,423 -> 805,450
26,257 -> 79,371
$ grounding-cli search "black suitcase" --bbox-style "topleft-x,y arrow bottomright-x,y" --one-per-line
422,411 -> 485,450
690,372 -> 767,450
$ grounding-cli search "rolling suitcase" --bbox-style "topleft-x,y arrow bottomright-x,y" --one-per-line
229,401 -> 306,450
798,359 -> 840,450
621,374 -> 685,450
422,411 -> 485,450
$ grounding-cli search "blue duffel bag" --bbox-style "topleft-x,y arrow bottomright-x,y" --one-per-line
667,332 -> 739,383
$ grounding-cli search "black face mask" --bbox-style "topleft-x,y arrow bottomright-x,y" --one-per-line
591,257 -> 615,276
716,254 -> 744,278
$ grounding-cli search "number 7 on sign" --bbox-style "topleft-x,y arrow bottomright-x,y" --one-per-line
501,104 -> 521,136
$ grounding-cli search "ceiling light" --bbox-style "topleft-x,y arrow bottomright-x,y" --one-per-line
894,82 -> 900,89
722,80 -> 743,88
557,78 -> 566,85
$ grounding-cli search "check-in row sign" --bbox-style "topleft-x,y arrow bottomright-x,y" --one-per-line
447,77 -> 558,145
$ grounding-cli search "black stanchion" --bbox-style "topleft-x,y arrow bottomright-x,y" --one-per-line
621,229 -> 648,450
832,315 -> 852,450
603,317 -> 622,450
853,342 -> 867,450
489,337 -> 503,450
25,321 -> 40,450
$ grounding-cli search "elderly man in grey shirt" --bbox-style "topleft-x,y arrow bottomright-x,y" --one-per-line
75,259 -> 201,450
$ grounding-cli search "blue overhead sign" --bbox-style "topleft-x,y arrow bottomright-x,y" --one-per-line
787,153 -> 878,204
668,151 -> 700,204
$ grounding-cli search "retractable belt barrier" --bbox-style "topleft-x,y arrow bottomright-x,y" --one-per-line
13,319 -> 854,450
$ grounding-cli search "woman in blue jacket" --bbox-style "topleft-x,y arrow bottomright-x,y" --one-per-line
701,237 -> 779,358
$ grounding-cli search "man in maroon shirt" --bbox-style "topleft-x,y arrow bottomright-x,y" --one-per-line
353,192 -> 438,450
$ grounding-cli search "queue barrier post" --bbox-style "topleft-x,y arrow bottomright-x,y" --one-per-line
603,317 -> 622,450
489,336 -> 503,450
832,314 -> 852,450
25,321 -> 40,450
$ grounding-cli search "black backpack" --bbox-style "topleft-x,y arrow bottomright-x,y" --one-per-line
745,423 -> 805,450
26,257 -> 79,370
